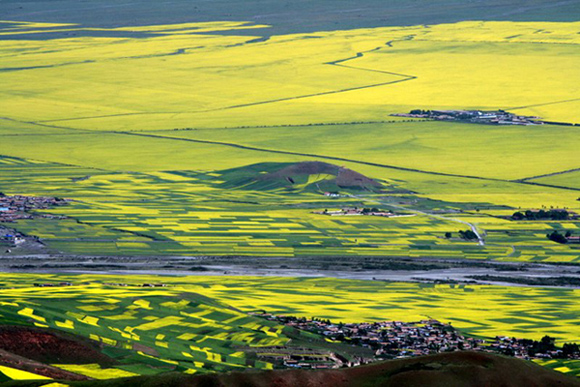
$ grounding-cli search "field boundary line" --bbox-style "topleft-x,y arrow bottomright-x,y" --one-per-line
516,167 -> 580,182
117,131 -> 580,192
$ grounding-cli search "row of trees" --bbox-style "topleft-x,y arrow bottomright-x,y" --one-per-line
512,209 -> 569,221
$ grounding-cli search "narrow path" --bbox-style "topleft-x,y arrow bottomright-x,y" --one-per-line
324,41 -> 417,79
376,201 -> 486,246
38,41 -> 417,124
507,97 -> 580,111
39,75 -> 415,124
516,167 -> 580,182
3,116 -> 580,192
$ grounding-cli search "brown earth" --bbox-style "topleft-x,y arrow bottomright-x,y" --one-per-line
200,351 -> 580,387
0,326 -> 115,366
0,348 -> 89,381
22,351 -> 576,387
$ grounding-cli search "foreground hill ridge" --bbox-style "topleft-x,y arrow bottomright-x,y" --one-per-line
142,351 -> 580,387
2,352 -> 578,386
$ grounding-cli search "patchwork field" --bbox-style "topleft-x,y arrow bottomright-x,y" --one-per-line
0,275 -> 294,380
0,154 -> 578,260
0,273 -> 579,380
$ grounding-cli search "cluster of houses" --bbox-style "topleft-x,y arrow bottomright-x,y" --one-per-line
312,207 -> 407,218
102,282 -> 169,287
0,193 -> 68,223
490,336 -> 580,359
323,192 -> 343,198
392,109 -> 542,125
33,282 -> 73,287
253,347 -> 351,369
1,231 -> 26,247
252,313 -> 580,368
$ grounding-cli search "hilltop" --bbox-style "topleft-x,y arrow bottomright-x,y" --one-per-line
218,161 -> 383,192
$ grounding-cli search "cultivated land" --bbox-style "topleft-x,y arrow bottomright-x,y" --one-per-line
0,273 -> 580,382
0,20 -> 579,260
1,1 -> 580,383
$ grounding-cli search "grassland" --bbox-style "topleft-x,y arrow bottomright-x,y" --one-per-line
0,273 -> 579,380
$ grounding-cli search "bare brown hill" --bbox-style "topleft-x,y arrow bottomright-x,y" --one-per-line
0,326 -> 115,366
185,351 -> 580,387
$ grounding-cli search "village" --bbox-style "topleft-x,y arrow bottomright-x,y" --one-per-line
0,193 -> 68,223
0,193 -> 68,249
251,313 -> 580,369
392,109 -> 542,125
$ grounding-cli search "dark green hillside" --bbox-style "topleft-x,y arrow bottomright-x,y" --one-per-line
217,162 -> 384,193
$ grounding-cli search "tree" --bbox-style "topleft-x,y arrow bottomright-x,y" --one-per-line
563,343 -> 580,357
547,231 -> 568,244
459,230 -> 477,240
445,232 -> 452,239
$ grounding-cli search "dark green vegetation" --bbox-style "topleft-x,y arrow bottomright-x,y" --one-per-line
513,209 -> 572,221
548,230 -> 575,244
2,0 -> 580,38
458,230 -> 479,240
2,352 -> 579,387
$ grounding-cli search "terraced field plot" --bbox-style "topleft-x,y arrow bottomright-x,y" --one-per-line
536,358 -> 580,378
0,275 -> 294,379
